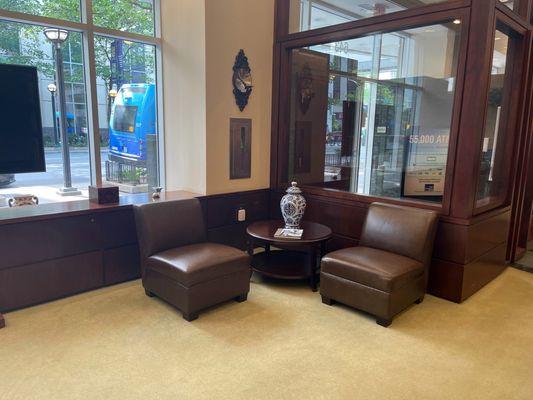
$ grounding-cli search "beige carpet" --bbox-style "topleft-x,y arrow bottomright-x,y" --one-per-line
1,268 -> 533,400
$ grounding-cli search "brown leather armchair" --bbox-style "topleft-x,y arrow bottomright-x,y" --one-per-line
320,202 -> 439,327
134,199 -> 251,321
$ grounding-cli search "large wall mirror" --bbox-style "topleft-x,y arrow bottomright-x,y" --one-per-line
286,19 -> 463,204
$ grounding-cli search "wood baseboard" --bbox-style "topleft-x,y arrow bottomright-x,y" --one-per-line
0,313 -> 5,329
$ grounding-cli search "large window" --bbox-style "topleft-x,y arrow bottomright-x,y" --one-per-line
0,1 -> 162,205
287,20 -> 462,203
95,37 -> 159,192
475,28 -> 516,209
0,19 -> 91,198
93,0 -> 155,36
289,0 -> 449,33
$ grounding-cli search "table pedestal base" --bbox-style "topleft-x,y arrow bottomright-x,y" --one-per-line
251,250 -> 319,291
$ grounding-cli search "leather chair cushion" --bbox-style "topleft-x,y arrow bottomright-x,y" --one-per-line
134,199 -> 207,259
147,243 -> 249,287
359,202 -> 438,265
321,246 -> 424,292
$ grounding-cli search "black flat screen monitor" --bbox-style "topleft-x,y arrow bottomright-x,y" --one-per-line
0,64 -> 46,174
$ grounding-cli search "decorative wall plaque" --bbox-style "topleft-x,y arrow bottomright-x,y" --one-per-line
230,118 -> 252,179
232,49 -> 253,111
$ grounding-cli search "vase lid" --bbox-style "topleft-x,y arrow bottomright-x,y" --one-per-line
286,181 -> 302,194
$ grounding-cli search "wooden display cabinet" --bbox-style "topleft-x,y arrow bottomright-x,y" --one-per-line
270,0 -> 533,302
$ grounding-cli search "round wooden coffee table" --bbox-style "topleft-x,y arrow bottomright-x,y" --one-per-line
246,220 -> 332,291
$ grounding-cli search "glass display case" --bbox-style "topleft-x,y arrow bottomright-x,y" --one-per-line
273,0 -> 533,299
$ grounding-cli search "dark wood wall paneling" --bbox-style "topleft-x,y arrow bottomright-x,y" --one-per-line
200,189 -> 270,250
272,188 -> 512,302
269,0 -> 533,303
270,189 -> 362,251
508,6 -> 533,259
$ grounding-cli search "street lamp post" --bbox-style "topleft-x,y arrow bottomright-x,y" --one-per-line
109,84 -> 118,100
47,83 -> 59,145
108,83 -> 118,120
44,27 -> 81,196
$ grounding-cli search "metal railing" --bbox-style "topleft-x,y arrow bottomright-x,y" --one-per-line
105,161 -> 147,186
324,153 -> 355,167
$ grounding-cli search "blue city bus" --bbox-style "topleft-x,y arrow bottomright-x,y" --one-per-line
108,83 -> 156,165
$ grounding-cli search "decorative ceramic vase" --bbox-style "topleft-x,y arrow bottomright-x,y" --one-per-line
280,182 -> 306,228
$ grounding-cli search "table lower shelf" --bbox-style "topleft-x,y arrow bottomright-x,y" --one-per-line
251,250 -> 313,280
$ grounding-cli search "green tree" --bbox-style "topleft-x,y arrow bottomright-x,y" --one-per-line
85,0 -> 155,121
0,0 -> 155,121
0,0 -> 39,16
92,0 -> 154,36
0,0 -> 52,74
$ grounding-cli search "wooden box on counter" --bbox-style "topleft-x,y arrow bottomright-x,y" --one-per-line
89,184 -> 119,204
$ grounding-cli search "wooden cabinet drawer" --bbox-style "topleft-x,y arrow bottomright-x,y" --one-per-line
99,210 -> 138,249
104,244 -> 140,285
0,215 -> 101,270
0,251 -> 103,312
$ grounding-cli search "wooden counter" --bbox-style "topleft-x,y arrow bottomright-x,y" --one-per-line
0,191 -> 198,226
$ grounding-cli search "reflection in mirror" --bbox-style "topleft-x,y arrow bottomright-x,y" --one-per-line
289,0 -> 447,33
287,21 -> 462,203
476,30 -> 510,207
497,0 -> 516,11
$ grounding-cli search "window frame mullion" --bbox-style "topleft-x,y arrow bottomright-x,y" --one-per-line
81,0 -> 102,186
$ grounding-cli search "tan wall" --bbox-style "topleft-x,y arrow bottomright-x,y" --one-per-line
205,0 -> 274,195
161,0 -> 207,194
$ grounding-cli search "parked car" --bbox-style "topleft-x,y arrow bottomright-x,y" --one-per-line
0,174 -> 15,187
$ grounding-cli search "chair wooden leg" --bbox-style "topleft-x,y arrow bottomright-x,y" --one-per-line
376,317 -> 392,327
0,313 -> 5,329
183,312 -> 199,322
235,293 -> 248,303
144,288 -> 155,298
321,296 -> 334,306
415,296 -> 425,304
